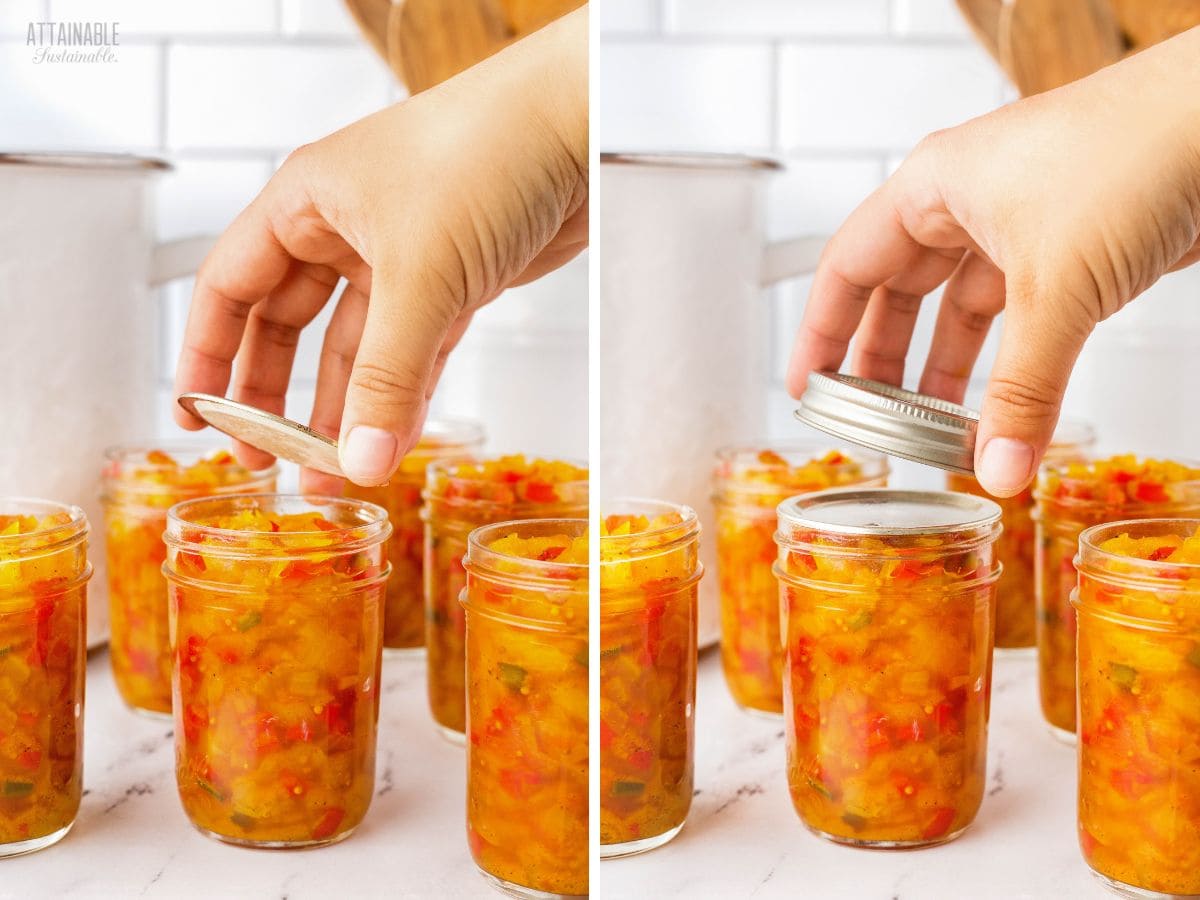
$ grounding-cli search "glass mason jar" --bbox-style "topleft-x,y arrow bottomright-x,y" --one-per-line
462,519 -> 588,899
946,420 -> 1093,653
1074,519 -> 1200,898
101,445 -> 277,716
1034,456 -> 1200,741
163,494 -> 390,848
713,444 -> 888,715
344,419 -> 483,656
423,456 -> 588,742
775,489 -> 1001,848
599,500 -> 701,858
0,498 -> 89,857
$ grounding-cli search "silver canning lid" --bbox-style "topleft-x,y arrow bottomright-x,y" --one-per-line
600,151 -> 782,171
0,151 -> 170,171
178,393 -> 342,476
796,372 -> 979,475
778,488 -> 1001,536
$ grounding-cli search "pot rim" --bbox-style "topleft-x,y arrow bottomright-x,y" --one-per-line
600,150 -> 781,171
0,150 -> 170,172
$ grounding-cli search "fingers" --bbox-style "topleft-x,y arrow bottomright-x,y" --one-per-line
229,263 -> 341,470
301,282 -> 370,495
918,251 -> 1006,403
786,170 -> 967,397
974,272 -> 1093,497
172,198 -> 294,430
337,264 -> 460,486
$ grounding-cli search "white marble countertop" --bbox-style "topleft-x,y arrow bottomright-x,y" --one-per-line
598,649 -> 1107,900
2,650 -> 492,900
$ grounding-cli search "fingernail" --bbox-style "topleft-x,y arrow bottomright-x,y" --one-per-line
977,437 -> 1035,497
340,426 -> 398,485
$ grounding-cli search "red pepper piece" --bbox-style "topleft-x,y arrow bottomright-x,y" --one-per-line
1135,481 -> 1168,503
524,480 -> 559,503
536,545 -> 566,561
1148,545 -> 1176,561
921,806 -> 956,840
627,748 -> 654,773
311,807 -> 345,840
16,748 -> 42,771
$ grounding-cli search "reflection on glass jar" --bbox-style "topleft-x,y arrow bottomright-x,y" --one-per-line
1074,519 -> 1200,898
775,489 -> 1000,848
423,456 -> 587,742
713,444 -> 887,715
163,494 -> 390,848
0,498 -> 89,857
599,500 -> 701,858
462,519 -> 588,899
946,419 -> 1093,653
101,445 -> 276,716
344,420 -> 483,656
1034,455 -> 1200,741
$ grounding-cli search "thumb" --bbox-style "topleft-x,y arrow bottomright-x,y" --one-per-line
338,266 -> 458,486
974,283 -> 1092,497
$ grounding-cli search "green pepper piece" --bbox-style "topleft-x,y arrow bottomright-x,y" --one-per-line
0,645 -> 12,658
847,610 -> 873,631
236,611 -> 262,632
841,812 -> 867,830
1187,644 -> 1200,670
1109,662 -> 1138,690
196,778 -> 226,802
573,646 -> 589,669
427,608 -> 449,626
499,662 -> 527,692
2,780 -> 33,798
612,780 -> 645,797
806,777 -> 834,801
230,811 -> 256,829
600,644 -> 626,660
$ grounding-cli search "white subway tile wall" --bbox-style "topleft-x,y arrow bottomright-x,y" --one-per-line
602,0 -> 1010,442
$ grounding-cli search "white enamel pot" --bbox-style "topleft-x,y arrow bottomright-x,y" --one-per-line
599,152 -> 828,647
0,152 -> 215,647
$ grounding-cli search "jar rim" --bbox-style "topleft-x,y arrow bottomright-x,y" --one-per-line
1035,454 -> 1200,507
1079,518 -> 1200,577
777,488 -> 1001,537
426,453 -> 589,484
465,518 -> 589,576
414,417 -> 487,450
599,497 -> 700,563
166,493 -> 390,548
102,441 -> 279,495
0,497 -> 89,556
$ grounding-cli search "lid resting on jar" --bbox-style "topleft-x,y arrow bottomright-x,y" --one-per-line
795,372 -> 979,475
177,393 -> 342,476
779,488 -> 1001,536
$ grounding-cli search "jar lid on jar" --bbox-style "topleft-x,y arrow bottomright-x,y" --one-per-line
777,488 -> 1001,536
794,372 -> 979,474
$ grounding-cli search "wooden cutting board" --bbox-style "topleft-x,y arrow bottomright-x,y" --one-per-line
344,0 -> 584,93
957,0 -> 1200,96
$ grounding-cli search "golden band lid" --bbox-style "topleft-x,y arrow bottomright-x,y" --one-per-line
795,372 -> 979,475
177,393 -> 342,477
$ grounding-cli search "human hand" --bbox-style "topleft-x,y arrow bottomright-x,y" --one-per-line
786,26 -> 1200,496
172,7 -> 588,491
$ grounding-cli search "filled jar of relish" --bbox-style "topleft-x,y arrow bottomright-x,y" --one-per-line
344,419 -> 483,657
101,445 -> 277,716
946,420 -> 1093,652
713,444 -> 887,715
1074,519 -> 1200,898
462,519 -> 588,899
424,455 -> 588,741
0,499 -> 89,857
774,489 -> 1000,848
163,494 -> 390,848
1034,455 -> 1200,740
599,500 -> 701,858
